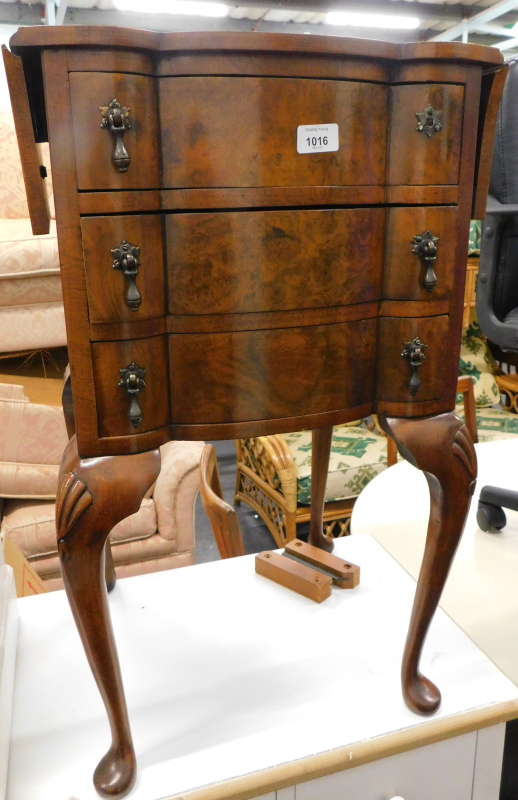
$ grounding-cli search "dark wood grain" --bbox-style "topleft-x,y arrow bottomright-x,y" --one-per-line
379,300 -> 450,318
160,77 -> 387,189
90,317 -> 168,342
161,186 -> 386,210
67,49 -> 155,75
385,186 -> 458,204
472,66 -> 508,220
56,434 -> 160,798
383,206 -> 458,301
70,71 -> 160,190
167,209 -> 384,315
380,412 -> 477,714
9,28 -> 504,68
42,49 -> 100,458
168,303 -> 379,334
78,191 -> 161,215
308,426 -> 334,552
388,84 -> 464,187
2,46 -> 50,235
169,403 -> 374,441
376,315 -> 450,405
169,320 -> 376,425
392,62 -> 469,84
158,52 -> 389,82
92,335 -> 169,438
82,215 -> 165,324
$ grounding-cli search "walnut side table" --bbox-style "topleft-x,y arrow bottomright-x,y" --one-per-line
3,28 -> 506,799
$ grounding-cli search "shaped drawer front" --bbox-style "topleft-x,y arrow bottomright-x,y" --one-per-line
70,72 -> 160,190
160,77 -> 388,188
383,206 -> 458,301
92,336 -> 169,438
169,320 -> 376,424
82,215 -> 165,324
388,84 -> 464,186
376,315 -> 449,404
167,208 -> 385,315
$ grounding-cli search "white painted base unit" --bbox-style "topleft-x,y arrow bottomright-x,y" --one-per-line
255,725 -> 505,800
7,537 -> 518,800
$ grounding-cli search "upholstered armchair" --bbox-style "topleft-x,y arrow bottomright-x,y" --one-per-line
0,106 -> 65,354
0,383 -> 204,590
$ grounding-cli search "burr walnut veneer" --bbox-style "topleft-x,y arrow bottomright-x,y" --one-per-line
3,27 -> 505,799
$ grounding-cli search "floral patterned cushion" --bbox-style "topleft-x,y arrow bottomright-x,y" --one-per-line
468,220 -> 482,255
283,426 -> 388,504
456,404 -> 518,442
458,321 -> 500,407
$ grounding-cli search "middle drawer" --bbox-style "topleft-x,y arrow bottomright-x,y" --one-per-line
167,208 -> 385,315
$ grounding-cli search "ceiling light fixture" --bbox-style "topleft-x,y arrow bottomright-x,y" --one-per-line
325,11 -> 419,28
113,0 -> 228,16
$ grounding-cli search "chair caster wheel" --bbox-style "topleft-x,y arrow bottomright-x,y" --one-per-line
477,501 -> 506,533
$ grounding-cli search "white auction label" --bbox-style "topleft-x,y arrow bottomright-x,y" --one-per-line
297,123 -> 339,154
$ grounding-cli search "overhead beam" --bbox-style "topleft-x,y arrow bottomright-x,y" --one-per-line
431,0 -> 518,41
55,0 -> 69,25
495,33 -> 518,48
476,22 -> 517,36
0,2 -> 42,24
0,0 -> 475,25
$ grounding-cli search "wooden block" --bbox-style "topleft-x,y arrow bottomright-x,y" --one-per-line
255,551 -> 331,603
285,539 -> 360,589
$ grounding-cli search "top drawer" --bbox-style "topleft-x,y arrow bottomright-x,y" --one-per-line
70,72 -> 160,190
388,84 -> 464,186
160,77 -> 388,188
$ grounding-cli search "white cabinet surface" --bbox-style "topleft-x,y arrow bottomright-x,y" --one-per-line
7,536 -> 518,800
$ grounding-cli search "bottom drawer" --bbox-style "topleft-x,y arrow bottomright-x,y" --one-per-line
376,314 -> 449,406
92,335 -> 169,438
169,319 -> 376,425
296,731 -> 477,800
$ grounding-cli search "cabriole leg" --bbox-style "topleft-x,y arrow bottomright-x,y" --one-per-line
380,412 -> 477,714
56,435 -> 161,798
308,425 -> 334,552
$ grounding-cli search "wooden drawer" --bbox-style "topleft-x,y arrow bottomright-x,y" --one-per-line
160,77 -> 388,188
169,319 -> 376,424
167,208 -> 385,315
383,206 -> 458,301
91,336 -> 169,438
82,215 -> 165,323
296,730 -> 477,800
70,72 -> 160,190
376,315 -> 449,404
388,84 -> 464,186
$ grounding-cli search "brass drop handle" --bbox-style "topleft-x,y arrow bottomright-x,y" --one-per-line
118,362 -> 146,428
111,240 -> 142,311
411,230 -> 439,293
415,104 -> 442,138
401,337 -> 428,396
100,98 -> 131,173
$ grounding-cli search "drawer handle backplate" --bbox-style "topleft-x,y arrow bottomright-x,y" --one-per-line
118,362 -> 146,428
411,230 -> 439,293
415,104 -> 442,138
100,98 -> 131,173
111,240 -> 142,311
401,337 -> 428,396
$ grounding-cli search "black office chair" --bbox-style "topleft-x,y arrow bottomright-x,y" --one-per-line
476,56 -> 518,532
